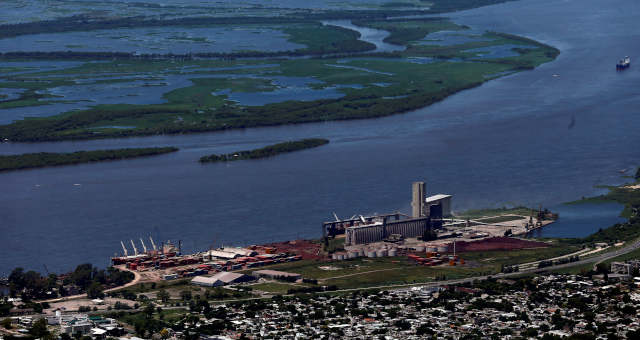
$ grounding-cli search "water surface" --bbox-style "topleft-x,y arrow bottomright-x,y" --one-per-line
1,0 -> 640,274
529,202 -> 627,239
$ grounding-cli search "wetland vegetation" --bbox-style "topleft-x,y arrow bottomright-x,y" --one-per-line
0,0 -> 558,142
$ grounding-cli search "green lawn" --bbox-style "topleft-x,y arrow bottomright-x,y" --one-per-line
250,282 -> 300,294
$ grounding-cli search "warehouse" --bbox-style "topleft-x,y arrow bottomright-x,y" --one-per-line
344,217 -> 430,246
203,250 -> 239,261
191,272 -> 255,287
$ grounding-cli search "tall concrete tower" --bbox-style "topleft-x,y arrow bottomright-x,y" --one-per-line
411,181 -> 426,218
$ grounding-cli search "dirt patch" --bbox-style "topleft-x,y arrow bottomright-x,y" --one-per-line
262,239 -> 325,260
450,237 -> 549,252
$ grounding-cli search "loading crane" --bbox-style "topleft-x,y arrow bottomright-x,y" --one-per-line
140,238 -> 148,253
120,241 -> 128,257
333,212 -> 340,222
149,236 -> 157,251
130,239 -> 138,256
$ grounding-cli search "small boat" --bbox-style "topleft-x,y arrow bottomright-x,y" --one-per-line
616,56 -> 631,70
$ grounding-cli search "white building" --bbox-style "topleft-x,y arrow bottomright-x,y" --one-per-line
426,194 -> 452,217
191,272 -> 254,287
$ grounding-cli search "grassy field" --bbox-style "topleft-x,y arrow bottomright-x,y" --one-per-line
0,17 -> 559,142
239,242 -> 577,290
250,282 -> 301,294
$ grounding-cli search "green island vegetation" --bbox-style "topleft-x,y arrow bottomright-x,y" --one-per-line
0,13 -> 559,142
0,147 -> 178,171
199,138 -> 329,163
0,0 -> 516,41
0,22 -> 376,61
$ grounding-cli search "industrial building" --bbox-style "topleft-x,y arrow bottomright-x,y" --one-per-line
425,194 -> 452,218
191,272 -> 255,287
344,217 -> 430,246
611,260 -> 640,275
203,250 -> 239,261
411,181 -> 452,218
325,181 -> 452,246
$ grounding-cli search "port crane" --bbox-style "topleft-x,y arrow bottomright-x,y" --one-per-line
120,241 -> 128,257
130,239 -> 138,256
149,236 -> 157,251
140,238 -> 148,253
333,212 -> 340,222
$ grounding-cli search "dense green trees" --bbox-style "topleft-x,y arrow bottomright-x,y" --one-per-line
7,264 -> 132,300
200,138 -> 329,163
7,268 -> 49,300
87,282 -> 104,299
0,147 -> 178,171
29,318 -> 52,339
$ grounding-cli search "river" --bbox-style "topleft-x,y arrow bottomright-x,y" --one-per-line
1,0 -> 639,274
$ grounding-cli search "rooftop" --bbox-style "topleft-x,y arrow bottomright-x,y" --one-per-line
426,194 -> 452,203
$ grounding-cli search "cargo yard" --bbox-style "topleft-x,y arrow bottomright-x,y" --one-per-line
101,181 -> 560,294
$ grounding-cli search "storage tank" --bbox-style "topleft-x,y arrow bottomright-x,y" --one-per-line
348,251 -> 358,259
357,249 -> 365,257
388,248 -> 398,257
376,249 -> 388,257
337,253 -> 345,260
332,253 -> 339,260
428,246 -> 438,252
366,250 -> 377,258
414,245 -> 425,252
437,245 -> 448,253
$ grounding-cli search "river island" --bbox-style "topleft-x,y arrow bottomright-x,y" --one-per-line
0,147 -> 178,171
199,138 -> 329,163
0,1 -> 558,142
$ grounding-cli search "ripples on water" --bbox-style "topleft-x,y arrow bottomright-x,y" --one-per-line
1,0 -> 640,274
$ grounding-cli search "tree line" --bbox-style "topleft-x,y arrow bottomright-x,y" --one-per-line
199,138 -> 329,163
0,81 -> 485,142
0,147 -> 178,171
5,264 -> 133,302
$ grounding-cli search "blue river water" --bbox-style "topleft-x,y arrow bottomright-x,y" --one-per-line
1,0 -> 640,274
531,202 -> 627,239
